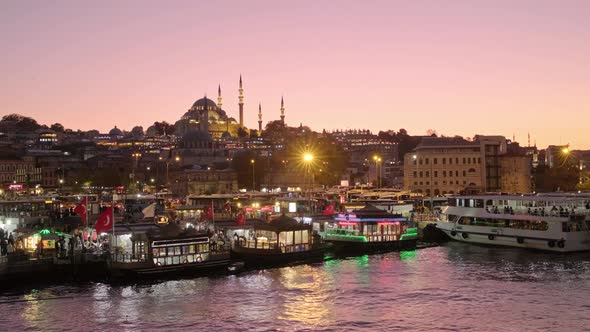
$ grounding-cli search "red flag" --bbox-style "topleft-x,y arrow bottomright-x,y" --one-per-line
74,197 -> 88,224
235,212 -> 245,225
200,205 -> 214,221
323,202 -> 335,216
95,207 -> 114,233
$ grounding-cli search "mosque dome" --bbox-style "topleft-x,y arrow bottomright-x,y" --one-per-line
192,97 -> 218,110
109,126 -> 123,136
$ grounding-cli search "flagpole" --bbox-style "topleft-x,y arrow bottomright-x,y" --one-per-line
112,195 -> 116,258
85,193 -> 89,227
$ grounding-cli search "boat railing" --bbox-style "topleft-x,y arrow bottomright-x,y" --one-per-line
326,228 -> 361,236
365,235 -> 398,242
240,239 -> 279,250
411,212 -> 439,222
486,206 -> 590,218
280,243 -> 310,253
111,253 -> 148,263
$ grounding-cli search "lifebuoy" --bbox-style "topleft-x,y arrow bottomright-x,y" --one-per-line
557,240 -> 565,248
548,241 -> 556,248
517,237 -> 524,244
461,232 -> 468,239
196,254 -> 202,262
183,259 -> 188,264
450,231 -> 457,237
488,234 -> 495,240
156,262 -> 162,266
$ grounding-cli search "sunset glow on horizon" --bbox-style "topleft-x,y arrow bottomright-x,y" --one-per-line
1,0 -> 589,149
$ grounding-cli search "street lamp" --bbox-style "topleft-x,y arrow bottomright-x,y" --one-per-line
373,155 -> 382,188
250,159 -> 255,191
303,153 -> 314,212
162,156 -> 180,188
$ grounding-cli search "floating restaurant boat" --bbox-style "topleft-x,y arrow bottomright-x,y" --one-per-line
229,214 -> 329,267
320,205 -> 418,254
109,223 -> 231,278
436,194 -> 590,252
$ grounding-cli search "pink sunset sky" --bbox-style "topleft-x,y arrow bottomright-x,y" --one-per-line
1,0 -> 589,149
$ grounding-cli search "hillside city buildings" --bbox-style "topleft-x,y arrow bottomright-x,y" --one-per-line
0,77 -> 588,198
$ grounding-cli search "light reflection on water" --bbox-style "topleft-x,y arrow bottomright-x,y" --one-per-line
3,242 -> 590,331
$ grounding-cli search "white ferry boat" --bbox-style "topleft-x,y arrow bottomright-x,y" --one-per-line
436,194 -> 590,252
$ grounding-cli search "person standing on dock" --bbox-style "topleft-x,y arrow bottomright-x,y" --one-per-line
37,239 -> 44,258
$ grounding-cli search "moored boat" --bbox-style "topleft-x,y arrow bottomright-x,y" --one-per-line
322,205 -> 418,254
229,215 -> 329,267
436,194 -> 590,252
108,223 -> 231,278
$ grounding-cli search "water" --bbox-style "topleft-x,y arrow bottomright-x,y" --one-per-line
2,242 -> 590,331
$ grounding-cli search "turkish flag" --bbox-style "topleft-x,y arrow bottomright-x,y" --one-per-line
201,205 -> 214,221
235,212 -> 245,225
95,207 -> 114,233
323,202 -> 335,216
74,197 -> 88,224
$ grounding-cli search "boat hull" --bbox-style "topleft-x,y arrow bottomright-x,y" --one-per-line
326,238 -> 417,255
437,221 -> 590,252
231,245 -> 328,267
108,255 -> 231,279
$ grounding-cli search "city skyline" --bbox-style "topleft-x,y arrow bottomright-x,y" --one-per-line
2,1 -> 590,148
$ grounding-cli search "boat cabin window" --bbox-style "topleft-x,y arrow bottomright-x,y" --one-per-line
151,238 -> 209,267
457,217 -> 549,231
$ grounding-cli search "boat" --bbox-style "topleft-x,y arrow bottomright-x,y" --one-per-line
436,194 -> 590,252
108,223 -> 231,278
321,205 -> 418,254
229,215 -> 329,267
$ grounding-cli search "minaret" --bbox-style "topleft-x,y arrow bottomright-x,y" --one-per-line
201,93 -> 209,134
528,133 -> 530,147
217,84 -> 222,110
280,96 -> 285,125
238,75 -> 244,127
258,102 -> 263,132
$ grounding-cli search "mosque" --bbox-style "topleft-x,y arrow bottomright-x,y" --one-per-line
174,75 -> 286,139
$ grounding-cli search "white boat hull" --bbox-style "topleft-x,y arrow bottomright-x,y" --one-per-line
437,221 -> 590,252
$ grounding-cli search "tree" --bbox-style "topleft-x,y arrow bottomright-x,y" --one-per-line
86,130 -> 100,138
534,165 -> 579,192
131,126 -> 144,138
282,135 -> 349,187
231,150 -> 267,190
237,127 -> 249,139
249,129 -> 259,138
153,121 -> 175,136
50,123 -> 65,132
576,170 -> 590,191
1,114 -> 42,131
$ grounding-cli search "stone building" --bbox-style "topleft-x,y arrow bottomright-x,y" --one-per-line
403,136 -> 507,195
499,155 -> 532,193
169,168 -> 238,196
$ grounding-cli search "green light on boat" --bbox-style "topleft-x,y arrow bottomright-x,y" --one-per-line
401,227 -> 418,240
400,250 -> 417,261
326,234 -> 367,242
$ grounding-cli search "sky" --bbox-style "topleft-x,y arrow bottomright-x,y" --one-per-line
1,0 -> 589,149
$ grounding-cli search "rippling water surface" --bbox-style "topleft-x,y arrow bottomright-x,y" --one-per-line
3,242 -> 590,331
